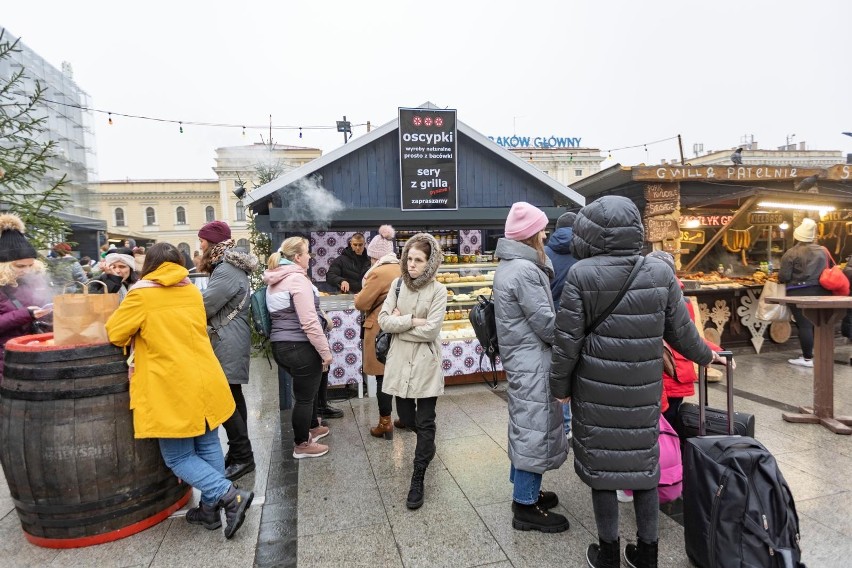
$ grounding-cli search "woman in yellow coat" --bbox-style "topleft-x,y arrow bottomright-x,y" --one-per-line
106,242 -> 253,540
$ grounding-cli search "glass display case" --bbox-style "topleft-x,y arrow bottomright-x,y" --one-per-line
437,262 -> 497,340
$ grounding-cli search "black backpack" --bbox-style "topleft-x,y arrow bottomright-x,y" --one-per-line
469,294 -> 500,388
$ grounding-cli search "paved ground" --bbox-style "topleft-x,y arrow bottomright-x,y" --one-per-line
0,343 -> 850,567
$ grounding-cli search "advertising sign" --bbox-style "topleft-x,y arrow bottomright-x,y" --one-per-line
399,108 -> 458,211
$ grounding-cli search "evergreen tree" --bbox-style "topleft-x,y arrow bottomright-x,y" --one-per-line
0,29 -> 71,251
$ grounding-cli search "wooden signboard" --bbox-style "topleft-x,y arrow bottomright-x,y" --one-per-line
644,183 -> 679,201
680,230 -> 705,245
747,212 -> 784,225
646,218 -> 680,242
634,164 -> 852,183
646,199 -> 678,217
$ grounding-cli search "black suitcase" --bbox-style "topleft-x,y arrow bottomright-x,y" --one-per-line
683,352 -> 805,568
674,355 -> 755,439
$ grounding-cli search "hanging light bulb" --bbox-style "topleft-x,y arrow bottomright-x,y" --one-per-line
242,126 -> 246,137
108,113 -> 113,126
179,122 -> 183,134
299,127 -> 303,139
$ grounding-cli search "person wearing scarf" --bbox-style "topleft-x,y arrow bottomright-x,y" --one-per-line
198,221 -> 258,482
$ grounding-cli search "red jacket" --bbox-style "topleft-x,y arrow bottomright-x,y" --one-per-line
663,295 -> 721,402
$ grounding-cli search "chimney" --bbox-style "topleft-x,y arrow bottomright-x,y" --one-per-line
751,140 -> 758,150
799,141 -> 806,151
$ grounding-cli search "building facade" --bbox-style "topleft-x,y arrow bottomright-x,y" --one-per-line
92,144 -> 322,257
507,147 -> 606,186
0,29 -> 98,218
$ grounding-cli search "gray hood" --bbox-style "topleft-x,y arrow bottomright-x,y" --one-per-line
495,238 -> 554,279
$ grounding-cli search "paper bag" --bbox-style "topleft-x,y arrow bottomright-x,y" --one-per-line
756,281 -> 790,322
53,281 -> 119,346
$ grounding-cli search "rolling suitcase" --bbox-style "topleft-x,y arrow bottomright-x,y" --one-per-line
674,353 -> 755,439
682,352 -> 805,568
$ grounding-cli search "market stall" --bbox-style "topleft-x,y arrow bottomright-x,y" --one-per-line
572,163 -> 852,352
244,104 -> 584,390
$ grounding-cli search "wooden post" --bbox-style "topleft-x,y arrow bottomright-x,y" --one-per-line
682,195 -> 760,273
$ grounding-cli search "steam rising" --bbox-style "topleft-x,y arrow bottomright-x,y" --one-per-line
272,175 -> 344,231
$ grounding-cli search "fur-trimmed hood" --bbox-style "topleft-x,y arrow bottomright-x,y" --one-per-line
400,233 -> 442,291
220,248 -> 258,275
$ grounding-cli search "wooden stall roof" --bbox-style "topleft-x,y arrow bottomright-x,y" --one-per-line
244,102 -> 585,212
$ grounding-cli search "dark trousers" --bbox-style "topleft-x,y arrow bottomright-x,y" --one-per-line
395,396 -> 437,468
318,371 -> 330,407
592,487 -> 659,543
662,397 -> 683,426
788,285 -> 831,359
278,367 -> 294,410
375,375 -> 393,417
222,384 -> 253,463
272,341 -> 323,445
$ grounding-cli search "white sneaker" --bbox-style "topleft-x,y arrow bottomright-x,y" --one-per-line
616,490 -> 633,503
788,356 -> 814,368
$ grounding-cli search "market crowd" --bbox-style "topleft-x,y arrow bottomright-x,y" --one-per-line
2,202 -> 838,564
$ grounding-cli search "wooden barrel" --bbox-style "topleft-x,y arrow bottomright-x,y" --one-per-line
0,334 -> 190,548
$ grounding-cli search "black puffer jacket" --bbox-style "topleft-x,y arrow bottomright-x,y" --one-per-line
550,196 -> 713,491
325,247 -> 370,293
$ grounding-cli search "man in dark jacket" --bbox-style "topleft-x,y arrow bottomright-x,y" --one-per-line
550,196 -> 726,568
326,234 -> 370,294
544,211 -> 578,444
544,212 -> 578,303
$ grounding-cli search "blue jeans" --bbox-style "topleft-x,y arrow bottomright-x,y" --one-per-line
159,427 -> 231,506
562,403 -> 572,435
510,464 -> 542,505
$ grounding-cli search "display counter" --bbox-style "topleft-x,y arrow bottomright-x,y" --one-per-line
319,262 -> 505,390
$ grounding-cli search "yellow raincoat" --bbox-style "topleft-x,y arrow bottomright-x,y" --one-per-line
106,262 -> 235,438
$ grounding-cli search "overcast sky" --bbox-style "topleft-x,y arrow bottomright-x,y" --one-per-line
3,0 -> 850,181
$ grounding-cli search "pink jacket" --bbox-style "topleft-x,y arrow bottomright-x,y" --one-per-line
263,264 -> 331,361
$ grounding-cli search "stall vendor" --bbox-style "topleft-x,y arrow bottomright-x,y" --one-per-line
325,233 -> 370,294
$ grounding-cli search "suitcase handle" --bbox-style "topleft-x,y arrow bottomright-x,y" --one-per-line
699,350 -> 735,436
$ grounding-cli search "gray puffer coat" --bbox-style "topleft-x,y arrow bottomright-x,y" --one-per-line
203,249 -> 258,385
551,195 -> 713,491
493,238 -> 567,474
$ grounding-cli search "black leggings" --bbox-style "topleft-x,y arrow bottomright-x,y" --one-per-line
592,488 -> 659,543
272,341 -> 323,445
375,375 -> 393,417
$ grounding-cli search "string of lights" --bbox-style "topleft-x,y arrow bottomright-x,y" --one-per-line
40,98 -> 369,135
605,135 -> 680,158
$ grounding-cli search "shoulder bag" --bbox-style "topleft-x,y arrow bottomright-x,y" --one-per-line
375,278 -> 403,364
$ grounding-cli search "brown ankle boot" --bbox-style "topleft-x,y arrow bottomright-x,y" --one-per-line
370,415 -> 393,439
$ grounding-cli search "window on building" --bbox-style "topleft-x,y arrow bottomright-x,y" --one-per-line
176,206 -> 186,225
205,206 -> 215,223
236,238 -> 249,251
235,201 -> 246,222
114,207 -> 125,227
145,207 -> 156,226
575,169 -> 583,176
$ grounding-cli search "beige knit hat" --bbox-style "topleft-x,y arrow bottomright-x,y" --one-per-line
793,218 -> 817,243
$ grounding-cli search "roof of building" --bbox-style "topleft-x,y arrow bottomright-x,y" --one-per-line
243,102 -> 584,208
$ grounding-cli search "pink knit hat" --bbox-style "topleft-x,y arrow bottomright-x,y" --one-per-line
505,202 -> 548,241
366,225 -> 395,259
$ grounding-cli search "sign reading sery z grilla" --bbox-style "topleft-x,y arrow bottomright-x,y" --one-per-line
399,108 -> 458,211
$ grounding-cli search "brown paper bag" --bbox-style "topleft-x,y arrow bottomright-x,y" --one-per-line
53,281 -> 120,346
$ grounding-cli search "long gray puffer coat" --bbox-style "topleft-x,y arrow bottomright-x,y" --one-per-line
203,249 -> 258,385
493,238 -> 567,474
550,195 -> 713,491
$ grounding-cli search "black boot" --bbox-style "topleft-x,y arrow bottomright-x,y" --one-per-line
224,460 -> 256,482
317,403 -> 344,419
537,490 -> 558,509
586,538 -> 620,568
185,501 -> 221,530
219,484 -> 254,539
406,465 -> 427,510
512,501 -> 570,533
624,539 -> 658,568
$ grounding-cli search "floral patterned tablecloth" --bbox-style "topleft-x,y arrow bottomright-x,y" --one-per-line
325,308 -> 502,387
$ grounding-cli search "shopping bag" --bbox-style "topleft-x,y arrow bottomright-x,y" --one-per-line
756,281 -> 790,322
53,281 -> 119,346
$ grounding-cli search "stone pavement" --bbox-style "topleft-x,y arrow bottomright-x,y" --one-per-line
0,344 -> 851,567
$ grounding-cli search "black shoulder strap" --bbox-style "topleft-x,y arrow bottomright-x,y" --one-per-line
392,277 -> 402,307
586,256 -> 644,336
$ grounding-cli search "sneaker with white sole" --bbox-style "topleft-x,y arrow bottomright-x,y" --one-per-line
788,356 -> 814,368
293,441 -> 329,459
309,425 -> 329,442
616,490 -> 633,503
